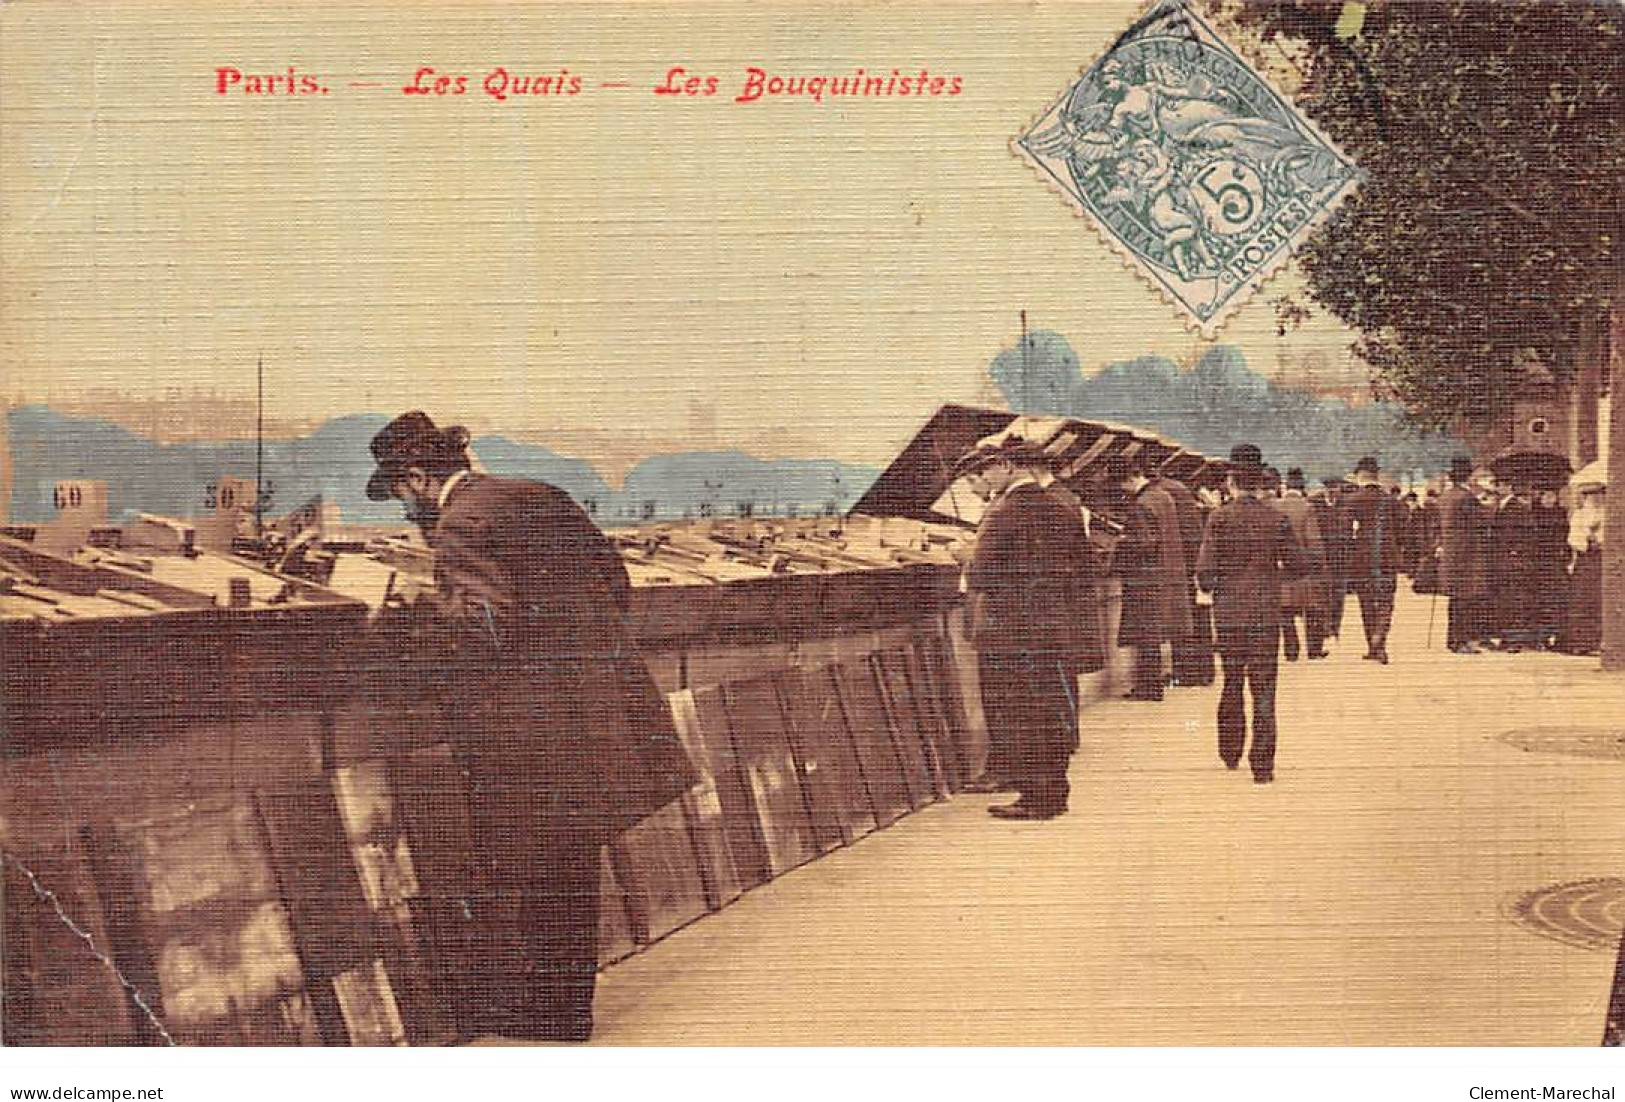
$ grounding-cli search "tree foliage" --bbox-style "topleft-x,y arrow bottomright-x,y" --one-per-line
1215,0 -> 1623,430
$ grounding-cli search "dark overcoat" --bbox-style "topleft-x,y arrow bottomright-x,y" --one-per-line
1339,484 -> 1405,581
426,474 -> 699,848
1436,485 -> 1489,600
1114,484 -> 1193,645
1317,495 -> 1355,580
1151,476 -> 1204,570
1195,495 -> 1308,635
966,481 -> 1105,673
1270,491 -> 1326,612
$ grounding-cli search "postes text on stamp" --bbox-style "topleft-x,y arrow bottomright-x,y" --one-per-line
1015,0 -> 1360,337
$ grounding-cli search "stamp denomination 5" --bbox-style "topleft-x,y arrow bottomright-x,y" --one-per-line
1015,0 -> 1360,337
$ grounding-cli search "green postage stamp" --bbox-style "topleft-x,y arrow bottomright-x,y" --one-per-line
1017,0 -> 1361,337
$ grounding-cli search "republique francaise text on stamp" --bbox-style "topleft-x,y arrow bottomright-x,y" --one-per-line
1016,0 -> 1361,337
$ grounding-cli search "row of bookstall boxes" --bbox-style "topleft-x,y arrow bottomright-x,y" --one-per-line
2,614 -> 984,1046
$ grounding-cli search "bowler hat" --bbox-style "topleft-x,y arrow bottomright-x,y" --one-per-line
1229,443 -> 1263,468
1354,456 -> 1381,476
1449,455 -> 1474,481
1285,468 -> 1306,490
366,411 -> 471,501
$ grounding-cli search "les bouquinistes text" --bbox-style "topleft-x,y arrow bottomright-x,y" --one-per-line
214,64 -> 966,103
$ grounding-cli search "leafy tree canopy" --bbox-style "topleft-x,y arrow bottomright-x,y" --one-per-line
1215,0 -> 1623,430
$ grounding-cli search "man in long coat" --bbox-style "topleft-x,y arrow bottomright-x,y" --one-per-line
1195,445 -> 1306,784
1489,481 -> 1540,649
1106,454 -> 1193,701
1270,468 -> 1327,660
1436,456 -> 1489,653
1316,477 -> 1356,640
1339,456 -> 1405,664
1149,461 -> 1212,686
366,411 -> 697,1042
960,441 -> 1100,820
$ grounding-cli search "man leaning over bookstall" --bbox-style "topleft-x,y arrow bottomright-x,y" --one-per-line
364,410 -> 697,1043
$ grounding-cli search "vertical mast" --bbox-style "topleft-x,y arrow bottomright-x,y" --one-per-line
1019,309 -> 1030,412
255,353 -> 264,540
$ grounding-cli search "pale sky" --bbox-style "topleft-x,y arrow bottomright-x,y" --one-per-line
1,1 -> 1367,470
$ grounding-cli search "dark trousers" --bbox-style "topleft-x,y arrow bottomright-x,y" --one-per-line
1446,594 -> 1474,649
1216,624 -> 1279,778
1132,644 -> 1165,697
1352,575 -> 1396,652
1173,583 -> 1216,685
469,827 -> 602,1041
977,650 -> 1076,811
1279,605 -> 1327,659
1326,574 -> 1348,637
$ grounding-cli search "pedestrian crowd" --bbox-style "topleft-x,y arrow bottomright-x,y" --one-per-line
953,434 -> 1609,821
1420,456 -> 1606,657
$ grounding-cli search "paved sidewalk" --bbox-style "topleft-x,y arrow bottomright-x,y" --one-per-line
589,589 -> 1625,1045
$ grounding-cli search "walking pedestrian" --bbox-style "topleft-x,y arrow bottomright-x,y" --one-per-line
1195,445 -> 1307,784
1339,456 -> 1404,664
1316,477 -> 1355,642
1270,468 -> 1327,661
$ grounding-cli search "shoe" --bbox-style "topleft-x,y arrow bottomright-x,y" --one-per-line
1306,649 -> 1329,660
1373,648 -> 1389,665
1253,773 -> 1274,785
1122,689 -> 1164,702
1221,760 -> 1240,771
961,773 -> 1015,794
988,799 -> 1065,821
1361,651 -> 1376,661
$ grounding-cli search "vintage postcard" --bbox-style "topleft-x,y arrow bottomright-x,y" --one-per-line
1,0 -> 1622,1092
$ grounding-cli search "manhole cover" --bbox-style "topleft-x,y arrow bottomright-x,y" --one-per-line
1502,878 -> 1625,953
1496,726 -> 1625,762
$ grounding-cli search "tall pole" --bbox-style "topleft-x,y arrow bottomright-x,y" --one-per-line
1019,309 -> 1030,413
1601,289 -> 1624,671
255,353 -> 264,541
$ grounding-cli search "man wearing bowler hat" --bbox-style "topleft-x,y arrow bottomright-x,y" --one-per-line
1339,456 -> 1404,664
365,411 -> 697,1042
1195,445 -> 1306,784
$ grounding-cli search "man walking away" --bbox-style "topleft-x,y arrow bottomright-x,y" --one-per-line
1271,468 -> 1327,661
1316,477 -> 1355,642
1196,445 -> 1307,784
1339,456 -> 1404,664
